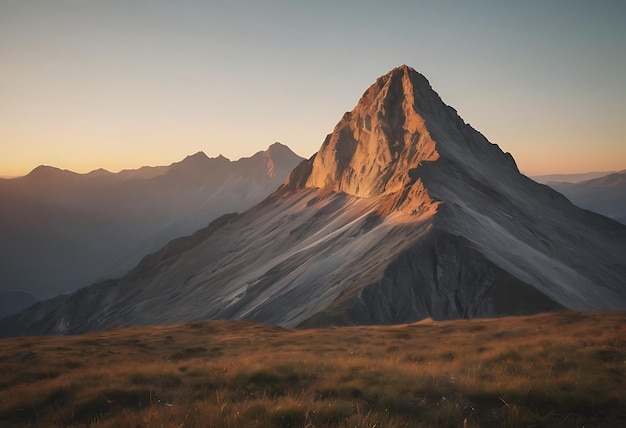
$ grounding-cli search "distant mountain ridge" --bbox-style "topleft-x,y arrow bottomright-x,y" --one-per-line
0,143 -> 304,302
546,171 -> 626,225
3,65 -> 624,336
532,170 -> 623,184
0,291 -> 39,319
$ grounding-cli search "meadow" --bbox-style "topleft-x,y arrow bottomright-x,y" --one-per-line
0,311 -> 624,427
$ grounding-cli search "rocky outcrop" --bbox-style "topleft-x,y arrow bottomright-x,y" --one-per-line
303,66 -> 440,198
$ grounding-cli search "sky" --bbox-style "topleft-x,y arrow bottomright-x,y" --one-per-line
1,0 -> 625,177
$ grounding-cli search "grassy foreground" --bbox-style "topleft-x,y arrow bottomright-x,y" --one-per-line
0,311 -> 624,427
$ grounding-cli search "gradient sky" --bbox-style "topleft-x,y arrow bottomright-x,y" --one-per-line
1,0 -> 625,177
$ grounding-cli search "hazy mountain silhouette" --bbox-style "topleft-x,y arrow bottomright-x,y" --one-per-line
3,66 -> 625,336
0,291 -> 39,319
546,171 -> 626,224
532,171 -> 619,184
0,143 -> 303,300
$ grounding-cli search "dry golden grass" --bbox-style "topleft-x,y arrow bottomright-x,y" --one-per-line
0,311 -> 624,427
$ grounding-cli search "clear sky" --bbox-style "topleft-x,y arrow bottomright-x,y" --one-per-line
1,0 -> 625,177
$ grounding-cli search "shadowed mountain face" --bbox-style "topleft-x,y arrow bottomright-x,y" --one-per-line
3,66 -> 625,336
0,143 -> 303,299
545,172 -> 626,225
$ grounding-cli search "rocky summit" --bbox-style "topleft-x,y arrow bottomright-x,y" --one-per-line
3,65 -> 625,336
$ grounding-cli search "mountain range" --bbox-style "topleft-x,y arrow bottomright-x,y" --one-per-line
543,171 -> 626,225
0,143 -> 303,316
2,65 -> 625,336
531,171 -> 620,184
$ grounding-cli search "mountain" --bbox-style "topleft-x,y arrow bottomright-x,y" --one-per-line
0,291 -> 39,319
0,143 -> 303,299
532,171 -> 620,184
546,171 -> 626,224
2,65 -> 625,336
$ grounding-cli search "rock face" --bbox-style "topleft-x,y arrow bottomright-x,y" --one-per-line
0,143 -> 303,298
2,65 -> 625,336
305,69 -> 440,198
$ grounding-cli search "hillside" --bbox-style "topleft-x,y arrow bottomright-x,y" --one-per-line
0,311 -> 623,427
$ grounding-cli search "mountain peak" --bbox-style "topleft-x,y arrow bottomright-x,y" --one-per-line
268,141 -> 288,150
286,65 -> 518,208
25,165 -> 76,179
285,65 -> 441,206
262,143 -> 302,178
184,151 -> 210,161
87,168 -> 112,177
265,142 -> 301,162
266,142 -> 293,157
371,65 -> 442,116
176,151 -> 230,168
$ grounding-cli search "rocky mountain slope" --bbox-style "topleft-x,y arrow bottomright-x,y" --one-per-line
2,66 -> 625,336
0,143 -> 303,299
546,171 -> 626,224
